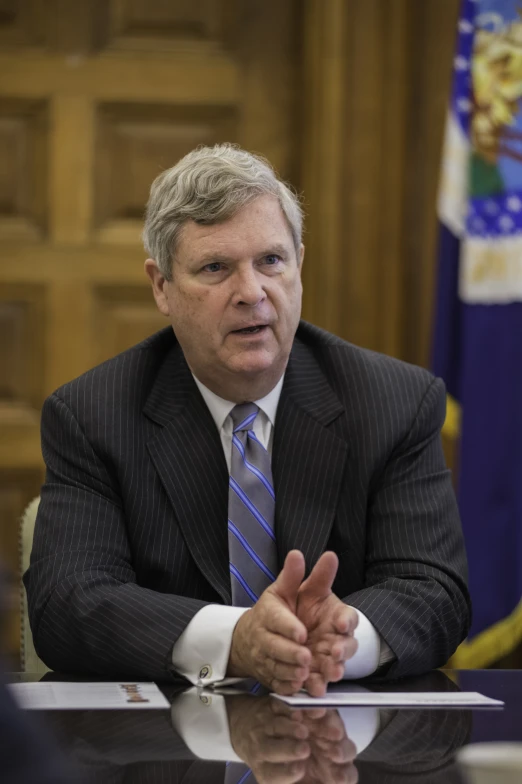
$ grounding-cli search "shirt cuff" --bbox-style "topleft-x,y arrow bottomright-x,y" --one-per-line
170,687 -> 379,762
170,688 -> 243,762
171,605 -> 249,686
339,706 -> 381,755
343,608 -> 382,679
379,639 -> 395,666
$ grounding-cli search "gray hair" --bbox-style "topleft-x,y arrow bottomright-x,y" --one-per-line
143,143 -> 303,280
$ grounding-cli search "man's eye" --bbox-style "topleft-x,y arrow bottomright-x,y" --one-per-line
264,255 -> 282,265
203,262 -> 223,273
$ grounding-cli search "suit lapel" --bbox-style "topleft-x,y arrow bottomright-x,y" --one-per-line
143,333 -> 347,598
144,342 -> 231,604
273,339 -> 348,574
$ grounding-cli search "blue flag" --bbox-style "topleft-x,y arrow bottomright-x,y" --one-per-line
434,0 -> 522,666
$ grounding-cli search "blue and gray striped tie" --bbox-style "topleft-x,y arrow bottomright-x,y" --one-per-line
228,403 -> 277,606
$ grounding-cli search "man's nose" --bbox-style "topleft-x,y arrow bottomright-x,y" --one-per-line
234,269 -> 266,306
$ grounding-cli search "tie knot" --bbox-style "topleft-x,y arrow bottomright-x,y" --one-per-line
230,403 -> 259,433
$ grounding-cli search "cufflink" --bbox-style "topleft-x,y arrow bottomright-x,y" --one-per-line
199,664 -> 212,680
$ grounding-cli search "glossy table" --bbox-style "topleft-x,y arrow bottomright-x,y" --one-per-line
8,669 -> 522,783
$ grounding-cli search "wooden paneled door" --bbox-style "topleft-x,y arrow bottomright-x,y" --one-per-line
0,0 -> 301,661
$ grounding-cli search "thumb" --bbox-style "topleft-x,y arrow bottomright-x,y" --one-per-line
273,550 -> 306,607
299,551 -> 338,599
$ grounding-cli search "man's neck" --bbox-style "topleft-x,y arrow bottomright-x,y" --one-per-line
189,366 -> 287,404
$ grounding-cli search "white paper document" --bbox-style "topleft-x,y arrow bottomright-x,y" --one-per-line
273,691 -> 504,708
8,681 -> 170,710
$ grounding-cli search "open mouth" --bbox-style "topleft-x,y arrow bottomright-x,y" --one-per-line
231,325 -> 267,335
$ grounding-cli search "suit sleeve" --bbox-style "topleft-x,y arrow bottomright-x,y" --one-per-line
25,392 -> 210,680
343,377 -> 471,678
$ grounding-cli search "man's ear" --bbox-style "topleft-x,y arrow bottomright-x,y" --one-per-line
298,243 -> 305,274
144,259 -> 170,318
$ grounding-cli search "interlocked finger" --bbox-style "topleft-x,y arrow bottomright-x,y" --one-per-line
256,760 -> 308,784
311,737 -> 357,765
267,659 -> 310,683
307,654 -> 345,683
306,758 -> 358,784
262,632 -> 312,667
264,715 -> 309,740
312,635 -> 357,662
270,677 -> 307,695
253,735 -> 310,763
303,672 -> 328,697
269,698 -> 306,721
305,710 -> 348,743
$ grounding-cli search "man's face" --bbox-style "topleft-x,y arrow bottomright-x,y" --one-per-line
146,194 -> 303,401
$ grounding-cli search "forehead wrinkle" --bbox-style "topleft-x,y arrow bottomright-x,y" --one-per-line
175,195 -> 295,265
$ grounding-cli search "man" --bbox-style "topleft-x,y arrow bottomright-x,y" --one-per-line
25,144 -> 470,694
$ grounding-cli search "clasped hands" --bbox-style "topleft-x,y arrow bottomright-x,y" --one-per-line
227,695 -> 358,784
228,550 -> 358,696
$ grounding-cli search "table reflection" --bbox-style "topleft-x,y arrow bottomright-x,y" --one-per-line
37,670 -> 472,783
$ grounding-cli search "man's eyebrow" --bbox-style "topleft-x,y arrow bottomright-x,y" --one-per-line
193,253 -> 233,265
258,244 -> 291,257
193,244 -> 292,265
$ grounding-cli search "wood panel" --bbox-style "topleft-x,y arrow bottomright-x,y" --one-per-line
0,51 -> 240,102
0,97 -> 47,240
300,0 -> 345,335
50,95 -> 94,244
109,0 -> 235,50
301,0 -> 460,369
401,0 -> 461,368
94,102 -> 238,244
0,283 -> 46,409
236,0 -> 301,185
93,285 -> 167,364
0,0 -> 44,48
0,0 -> 301,659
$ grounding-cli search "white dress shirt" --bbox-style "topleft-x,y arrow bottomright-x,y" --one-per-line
171,374 -> 391,686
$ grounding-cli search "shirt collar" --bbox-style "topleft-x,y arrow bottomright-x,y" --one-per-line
192,373 -> 285,432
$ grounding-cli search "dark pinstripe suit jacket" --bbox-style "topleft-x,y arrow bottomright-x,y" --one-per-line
25,321 -> 471,680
